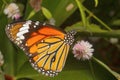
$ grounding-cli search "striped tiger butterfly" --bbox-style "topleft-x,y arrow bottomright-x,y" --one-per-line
5,20 -> 76,77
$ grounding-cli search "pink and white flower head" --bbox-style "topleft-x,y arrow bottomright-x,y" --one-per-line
4,3 -> 21,19
73,40 -> 94,60
12,13 -> 21,20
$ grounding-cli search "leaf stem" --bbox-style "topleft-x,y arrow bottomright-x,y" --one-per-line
84,7 -> 112,31
92,57 -> 120,79
75,0 -> 86,27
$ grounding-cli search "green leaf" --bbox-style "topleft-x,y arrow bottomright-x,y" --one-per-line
94,0 -> 98,7
26,10 -> 36,20
111,19 -> 120,26
0,13 -> 15,76
25,0 -> 77,26
87,24 -> 107,32
15,54 -> 116,80
65,22 -> 120,38
41,7 -> 52,20
42,0 -> 77,26
65,22 -> 107,32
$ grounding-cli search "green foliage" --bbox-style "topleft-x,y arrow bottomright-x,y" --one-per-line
0,0 -> 120,80
41,7 -> 52,20
94,0 -> 98,7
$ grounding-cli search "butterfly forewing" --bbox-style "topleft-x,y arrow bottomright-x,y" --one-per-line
6,21 -> 26,46
5,20 -> 76,77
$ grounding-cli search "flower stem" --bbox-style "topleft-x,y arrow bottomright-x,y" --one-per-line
89,60 -> 96,80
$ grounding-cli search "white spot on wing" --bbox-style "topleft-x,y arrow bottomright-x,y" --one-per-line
16,38 -> 20,41
35,21 -> 39,25
19,26 -> 29,31
19,35 -> 25,39
34,25 -> 36,28
17,30 -> 29,37
26,20 -> 32,24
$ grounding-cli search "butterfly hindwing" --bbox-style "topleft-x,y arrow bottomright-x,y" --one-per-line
5,20 -> 76,77
29,37 -> 70,76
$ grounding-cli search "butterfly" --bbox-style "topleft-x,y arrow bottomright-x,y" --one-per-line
5,20 -> 76,77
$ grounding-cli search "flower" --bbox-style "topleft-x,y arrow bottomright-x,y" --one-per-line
30,0 -> 42,12
0,51 -> 4,66
12,13 -> 21,20
73,40 -> 94,60
4,3 -> 21,19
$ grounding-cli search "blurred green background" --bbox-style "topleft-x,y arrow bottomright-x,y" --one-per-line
0,0 -> 120,80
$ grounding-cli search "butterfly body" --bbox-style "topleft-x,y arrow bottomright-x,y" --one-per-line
6,20 -> 76,77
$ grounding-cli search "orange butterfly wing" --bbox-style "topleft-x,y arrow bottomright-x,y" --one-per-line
26,26 -> 65,47
6,20 -> 76,77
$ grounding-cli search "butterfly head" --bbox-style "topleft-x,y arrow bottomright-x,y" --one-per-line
64,30 -> 76,45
